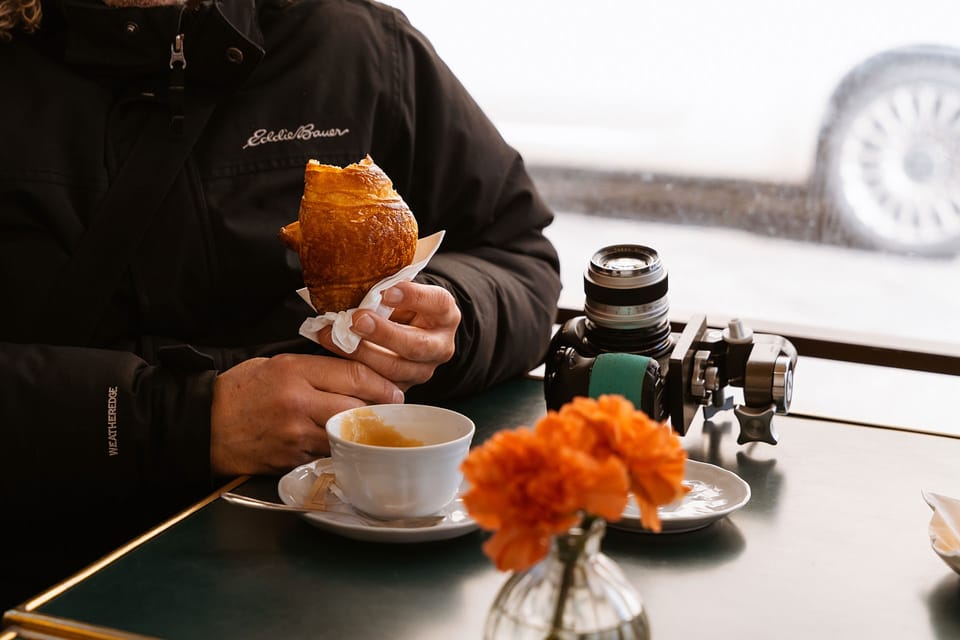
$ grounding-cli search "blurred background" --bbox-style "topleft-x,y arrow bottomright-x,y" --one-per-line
388,0 -> 960,350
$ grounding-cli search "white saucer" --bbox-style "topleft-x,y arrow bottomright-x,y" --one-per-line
277,458 -> 479,543
609,460 -> 751,534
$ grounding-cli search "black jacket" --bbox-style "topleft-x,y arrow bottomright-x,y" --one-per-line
0,0 -> 560,600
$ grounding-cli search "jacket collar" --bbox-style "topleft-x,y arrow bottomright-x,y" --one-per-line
50,0 -> 265,90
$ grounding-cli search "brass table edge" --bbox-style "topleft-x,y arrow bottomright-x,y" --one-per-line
2,475 -> 250,637
0,612 -> 158,640
0,626 -> 66,640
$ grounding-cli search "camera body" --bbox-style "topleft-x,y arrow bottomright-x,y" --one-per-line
543,245 -> 798,445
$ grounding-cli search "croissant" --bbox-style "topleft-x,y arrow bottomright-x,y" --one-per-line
280,156 -> 419,313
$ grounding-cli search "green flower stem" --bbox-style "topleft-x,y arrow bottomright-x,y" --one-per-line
546,514 -> 598,640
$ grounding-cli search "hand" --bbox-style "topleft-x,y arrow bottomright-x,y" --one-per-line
209,354 -> 404,476
319,281 -> 461,391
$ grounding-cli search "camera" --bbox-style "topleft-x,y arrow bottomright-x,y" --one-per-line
543,244 -> 798,445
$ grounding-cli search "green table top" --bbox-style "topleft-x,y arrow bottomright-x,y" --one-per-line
9,377 -> 960,639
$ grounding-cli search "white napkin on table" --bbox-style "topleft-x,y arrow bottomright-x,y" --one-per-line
923,490 -> 960,575
296,230 -> 445,353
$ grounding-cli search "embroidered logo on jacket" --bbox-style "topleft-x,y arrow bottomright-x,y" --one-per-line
242,124 -> 350,149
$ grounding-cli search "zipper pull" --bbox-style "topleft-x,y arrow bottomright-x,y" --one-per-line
169,33 -> 187,70
169,33 -> 186,133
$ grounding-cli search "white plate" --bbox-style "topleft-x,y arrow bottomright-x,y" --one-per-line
610,460 -> 751,534
277,458 -> 479,543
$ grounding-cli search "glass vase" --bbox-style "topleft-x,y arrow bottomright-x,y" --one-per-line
484,518 -> 650,640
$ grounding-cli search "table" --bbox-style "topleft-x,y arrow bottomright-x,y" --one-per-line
4,376 -> 960,639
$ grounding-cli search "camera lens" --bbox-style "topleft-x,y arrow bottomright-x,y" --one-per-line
584,245 -> 669,330
544,243 -> 673,415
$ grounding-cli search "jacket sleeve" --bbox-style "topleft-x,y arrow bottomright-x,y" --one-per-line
375,10 -> 562,401
0,341 -> 215,513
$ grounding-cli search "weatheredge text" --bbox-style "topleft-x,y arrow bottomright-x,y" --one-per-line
242,124 -> 350,149
107,386 -> 119,456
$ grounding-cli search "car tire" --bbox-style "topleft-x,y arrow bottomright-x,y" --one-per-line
812,45 -> 960,256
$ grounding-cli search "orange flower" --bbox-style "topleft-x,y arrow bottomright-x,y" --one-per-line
461,394 -> 689,570
545,395 -> 690,533
462,428 -> 629,571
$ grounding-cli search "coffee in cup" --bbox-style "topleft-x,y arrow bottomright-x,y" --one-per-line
325,404 -> 475,519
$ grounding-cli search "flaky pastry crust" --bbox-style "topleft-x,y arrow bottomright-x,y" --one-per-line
280,156 -> 418,312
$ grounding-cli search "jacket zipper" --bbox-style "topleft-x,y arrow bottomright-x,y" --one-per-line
169,6 -> 187,133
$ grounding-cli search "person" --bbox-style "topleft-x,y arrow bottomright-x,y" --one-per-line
0,0 -> 561,608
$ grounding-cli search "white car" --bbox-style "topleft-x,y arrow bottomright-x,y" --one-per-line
389,1 -> 960,255
811,44 -> 960,255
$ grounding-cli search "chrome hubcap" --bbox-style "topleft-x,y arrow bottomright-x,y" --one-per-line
838,81 -> 960,249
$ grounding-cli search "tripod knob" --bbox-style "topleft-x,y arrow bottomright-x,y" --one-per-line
735,403 -> 778,445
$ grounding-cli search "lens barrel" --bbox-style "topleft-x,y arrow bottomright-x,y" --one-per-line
583,245 -> 670,330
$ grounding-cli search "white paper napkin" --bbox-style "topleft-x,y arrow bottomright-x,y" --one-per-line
296,230 -> 445,353
923,490 -> 960,575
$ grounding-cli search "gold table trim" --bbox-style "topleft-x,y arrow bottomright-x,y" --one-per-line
2,476 -> 248,639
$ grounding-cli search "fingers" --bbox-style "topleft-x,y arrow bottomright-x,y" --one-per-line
383,281 -> 461,330
351,283 -> 460,363
321,335 -> 433,389
209,355 -> 403,477
313,283 -> 460,389
272,352 -> 404,405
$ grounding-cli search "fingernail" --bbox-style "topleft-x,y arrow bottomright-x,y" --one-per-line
352,314 -> 374,335
392,389 -> 405,404
382,287 -> 403,306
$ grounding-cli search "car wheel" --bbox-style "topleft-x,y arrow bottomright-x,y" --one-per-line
813,45 -> 960,256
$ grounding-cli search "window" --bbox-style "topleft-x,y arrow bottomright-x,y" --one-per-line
391,1 -> 960,433
391,1 -> 960,350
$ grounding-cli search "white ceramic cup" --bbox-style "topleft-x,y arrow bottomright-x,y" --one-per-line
325,404 -> 475,519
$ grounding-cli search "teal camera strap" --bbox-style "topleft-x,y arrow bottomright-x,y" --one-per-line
587,352 -> 653,408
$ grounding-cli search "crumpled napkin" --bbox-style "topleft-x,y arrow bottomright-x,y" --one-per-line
297,230 -> 445,353
923,490 -> 960,575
